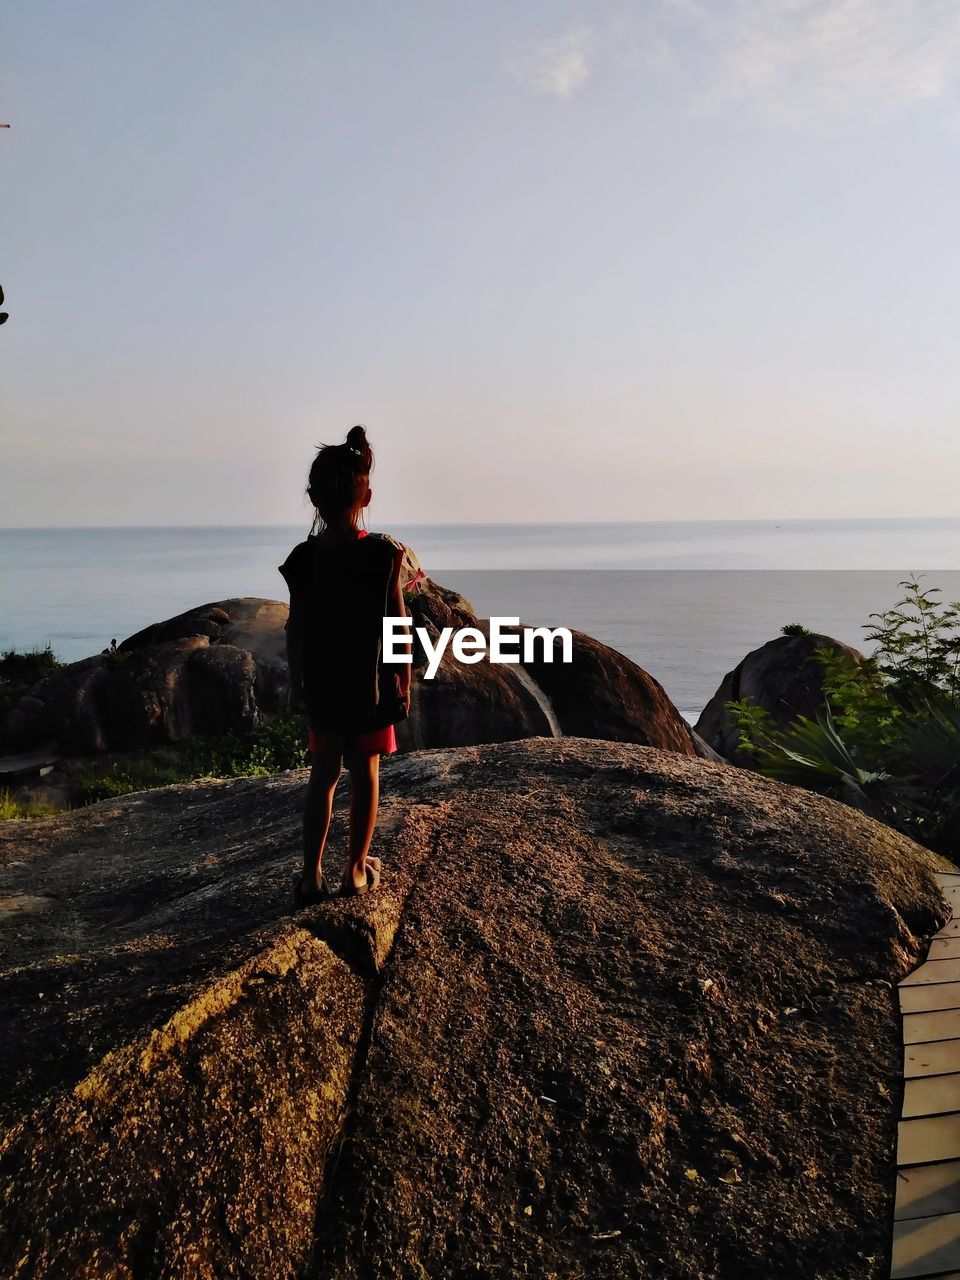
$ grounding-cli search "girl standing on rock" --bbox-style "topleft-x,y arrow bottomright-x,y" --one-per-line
280,426 -> 414,904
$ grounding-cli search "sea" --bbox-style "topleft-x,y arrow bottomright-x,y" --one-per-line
4,519 -> 960,724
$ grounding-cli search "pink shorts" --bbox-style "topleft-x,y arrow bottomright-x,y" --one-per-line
307,725 -> 397,757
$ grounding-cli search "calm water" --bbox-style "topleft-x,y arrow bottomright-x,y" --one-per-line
4,520 -> 960,721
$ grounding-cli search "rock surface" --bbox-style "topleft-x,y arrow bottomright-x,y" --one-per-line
696,632 -> 863,766
397,583 -> 556,749
1,601 -> 274,754
518,625 -> 696,755
121,597 -> 290,713
0,738 -> 949,1279
2,585 -> 700,760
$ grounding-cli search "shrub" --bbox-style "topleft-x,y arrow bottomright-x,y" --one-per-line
0,645 -> 62,686
73,714 -> 310,805
0,789 -> 59,821
730,577 -> 960,854
0,646 -> 63,727
1,712 -> 311,819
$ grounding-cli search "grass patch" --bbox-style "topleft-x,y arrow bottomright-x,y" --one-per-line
0,646 -> 63,726
0,790 -> 60,821
73,714 -> 311,804
1,711 -> 311,821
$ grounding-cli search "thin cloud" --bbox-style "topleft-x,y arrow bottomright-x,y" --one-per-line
677,0 -> 960,123
507,26 -> 595,98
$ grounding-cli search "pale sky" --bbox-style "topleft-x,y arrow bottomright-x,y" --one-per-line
3,1 -> 959,526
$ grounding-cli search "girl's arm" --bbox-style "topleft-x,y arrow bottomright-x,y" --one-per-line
390,549 -> 411,704
285,601 -> 305,710
279,547 -> 307,711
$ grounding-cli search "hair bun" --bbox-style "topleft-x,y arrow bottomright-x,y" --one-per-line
345,424 -> 373,468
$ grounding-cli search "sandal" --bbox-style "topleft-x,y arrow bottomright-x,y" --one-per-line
292,872 -> 331,909
340,863 -> 381,897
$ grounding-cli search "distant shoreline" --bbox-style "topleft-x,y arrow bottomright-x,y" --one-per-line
5,523 -> 960,712
4,515 -> 960,532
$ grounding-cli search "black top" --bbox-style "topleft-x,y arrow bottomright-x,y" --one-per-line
279,531 -> 407,734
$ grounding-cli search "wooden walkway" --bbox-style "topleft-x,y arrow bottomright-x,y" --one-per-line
892,870 -> 960,1278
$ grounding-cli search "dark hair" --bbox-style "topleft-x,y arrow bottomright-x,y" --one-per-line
307,425 -> 374,532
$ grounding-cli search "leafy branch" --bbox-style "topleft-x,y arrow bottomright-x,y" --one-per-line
729,576 -> 960,853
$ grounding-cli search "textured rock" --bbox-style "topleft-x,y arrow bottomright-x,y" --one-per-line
519,625 -> 696,754
2,581 -> 700,759
121,597 -> 289,713
2,658 -> 111,755
397,584 -> 555,748
397,594 -> 697,755
186,644 -> 260,737
1,604 -> 271,754
0,739 -> 949,1279
696,632 -> 863,766
103,637 -> 212,749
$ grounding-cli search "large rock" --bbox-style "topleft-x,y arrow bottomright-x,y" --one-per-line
2,636 -> 261,756
696,632 -> 863,766
2,582 -> 700,759
0,739 -> 948,1279
519,625 -> 696,754
397,588 -> 696,754
121,598 -> 289,712
396,582 -> 555,748
0,600 -> 289,755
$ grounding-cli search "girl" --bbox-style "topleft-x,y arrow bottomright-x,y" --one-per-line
280,425 -> 412,903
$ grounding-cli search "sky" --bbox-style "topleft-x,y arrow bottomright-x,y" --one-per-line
2,0 -> 960,526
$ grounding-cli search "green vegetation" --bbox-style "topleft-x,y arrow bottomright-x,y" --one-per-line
780,622 -> 811,636
0,643 -> 310,816
1,710 -> 310,821
0,789 -> 60,821
0,646 -> 62,684
74,714 -> 311,804
730,578 -> 960,853
0,645 -> 62,724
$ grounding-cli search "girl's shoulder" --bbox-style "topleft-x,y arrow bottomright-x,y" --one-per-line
277,538 -> 313,588
366,532 -> 428,594
364,531 -> 406,555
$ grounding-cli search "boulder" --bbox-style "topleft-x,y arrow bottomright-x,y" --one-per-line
1,657 -> 111,755
187,645 -> 260,737
0,739 -> 948,1279
518,625 -> 696,754
400,587 -> 697,756
103,637 -> 212,749
398,584 -> 557,748
1,604 -> 273,755
398,654 -> 554,749
121,598 -> 290,712
2,579 -> 700,759
696,632 -> 863,766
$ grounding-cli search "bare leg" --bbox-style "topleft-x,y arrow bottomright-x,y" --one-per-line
302,745 -> 343,893
342,751 -> 380,892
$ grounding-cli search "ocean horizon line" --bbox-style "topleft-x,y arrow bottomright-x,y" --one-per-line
4,515 -> 960,533
6,522 -> 960,701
